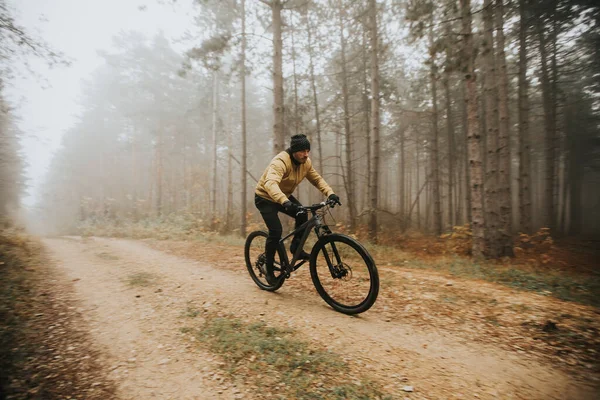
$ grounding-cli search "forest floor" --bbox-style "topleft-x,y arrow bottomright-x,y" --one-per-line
1,230 -> 599,399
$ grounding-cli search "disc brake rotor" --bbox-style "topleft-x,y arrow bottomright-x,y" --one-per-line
333,263 -> 352,280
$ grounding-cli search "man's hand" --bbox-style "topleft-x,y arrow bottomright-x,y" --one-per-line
328,194 -> 341,206
283,200 -> 301,215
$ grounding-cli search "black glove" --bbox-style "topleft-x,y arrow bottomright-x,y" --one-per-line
328,194 -> 341,206
283,200 -> 301,215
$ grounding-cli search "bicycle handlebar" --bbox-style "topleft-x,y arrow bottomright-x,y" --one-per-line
296,198 -> 340,215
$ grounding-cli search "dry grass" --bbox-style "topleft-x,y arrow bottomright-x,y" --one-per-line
182,312 -> 393,400
0,227 -> 116,399
124,271 -> 159,287
78,220 -> 600,376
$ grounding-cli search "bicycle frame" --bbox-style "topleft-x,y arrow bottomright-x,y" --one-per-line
246,199 -> 379,314
277,208 -> 331,275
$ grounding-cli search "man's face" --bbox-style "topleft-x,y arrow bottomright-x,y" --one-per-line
292,149 -> 310,164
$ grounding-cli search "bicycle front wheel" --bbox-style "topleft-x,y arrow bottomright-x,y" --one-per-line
244,231 -> 285,291
309,234 -> 379,314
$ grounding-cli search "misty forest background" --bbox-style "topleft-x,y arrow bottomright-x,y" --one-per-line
1,0 -> 599,260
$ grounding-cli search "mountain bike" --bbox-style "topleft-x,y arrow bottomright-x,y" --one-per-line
244,198 -> 379,315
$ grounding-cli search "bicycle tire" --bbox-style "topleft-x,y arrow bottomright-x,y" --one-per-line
244,231 -> 285,291
309,233 -> 379,314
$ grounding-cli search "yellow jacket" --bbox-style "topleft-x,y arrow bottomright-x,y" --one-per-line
255,151 -> 334,205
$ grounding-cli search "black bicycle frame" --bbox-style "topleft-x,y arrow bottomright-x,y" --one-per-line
278,209 -> 333,274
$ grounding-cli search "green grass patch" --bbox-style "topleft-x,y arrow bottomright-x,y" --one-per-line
78,217 -> 600,308
192,232 -> 247,247
399,255 -> 600,308
188,314 -> 392,400
96,251 -> 119,260
182,306 -> 201,318
124,272 -> 158,287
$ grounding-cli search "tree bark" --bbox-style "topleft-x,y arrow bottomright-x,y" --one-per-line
518,0 -> 532,235
566,107 -> 583,236
226,106 -> 233,232
429,19 -> 443,236
494,0 -> 514,256
337,0 -> 356,231
155,129 -> 163,217
443,21 -> 455,229
416,136 -> 421,230
362,16 -> 372,216
240,0 -> 248,237
551,8 -> 560,233
271,0 -> 285,155
461,82 -> 471,224
211,71 -> 219,228
536,13 -> 556,231
305,5 -> 323,172
460,0 -> 485,259
483,0 -> 500,258
368,0 -> 381,243
290,12 -> 299,136
131,128 -> 139,221
399,128 -> 405,227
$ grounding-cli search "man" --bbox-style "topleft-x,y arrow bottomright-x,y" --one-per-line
255,134 -> 341,285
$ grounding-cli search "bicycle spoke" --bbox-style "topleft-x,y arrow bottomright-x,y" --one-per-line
311,237 -> 377,312
245,231 -> 285,290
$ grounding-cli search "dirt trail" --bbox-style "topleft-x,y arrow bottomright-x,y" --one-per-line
42,236 -> 597,399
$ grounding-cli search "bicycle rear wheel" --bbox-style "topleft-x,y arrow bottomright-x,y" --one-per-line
309,234 -> 379,314
244,231 -> 285,291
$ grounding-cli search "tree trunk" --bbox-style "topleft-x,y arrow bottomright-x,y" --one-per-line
483,0 -> 500,258
337,0 -> 356,231
416,137 -> 421,230
567,126 -> 582,236
518,0 -> 532,234
211,71 -> 219,229
551,9 -> 560,233
155,129 -> 163,217
368,0 -> 381,243
290,12 -> 299,136
271,0 -> 285,155
131,129 -> 139,222
362,16 -> 371,217
399,128 -> 405,227
536,14 -> 556,231
305,5 -> 323,172
226,91 -> 234,232
423,162 -> 432,233
443,22 -> 455,229
226,140 -> 233,231
240,0 -> 248,237
494,0 -> 514,256
429,20 -> 443,236
461,0 -> 485,259
461,82 -> 471,223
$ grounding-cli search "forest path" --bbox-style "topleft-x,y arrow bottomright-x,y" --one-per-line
42,236 -> 597,400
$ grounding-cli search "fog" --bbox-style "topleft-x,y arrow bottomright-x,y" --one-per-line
2,0 -> 599,256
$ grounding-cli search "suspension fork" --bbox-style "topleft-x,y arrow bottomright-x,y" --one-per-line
313,218 -> 343,278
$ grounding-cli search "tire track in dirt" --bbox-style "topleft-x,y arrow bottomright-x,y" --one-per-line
43,236 -> 597,399
44,237 -> 244,400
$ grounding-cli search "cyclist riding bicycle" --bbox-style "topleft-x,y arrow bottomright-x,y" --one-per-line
255,134 -> 341,285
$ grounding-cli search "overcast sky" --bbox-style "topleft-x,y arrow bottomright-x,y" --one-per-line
6,0 -> 196,206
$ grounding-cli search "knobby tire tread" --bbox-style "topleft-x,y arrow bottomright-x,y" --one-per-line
244,230 -> 285,291
309,233 -> 379,314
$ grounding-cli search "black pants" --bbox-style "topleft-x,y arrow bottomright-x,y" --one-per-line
254,194 -> 308,268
